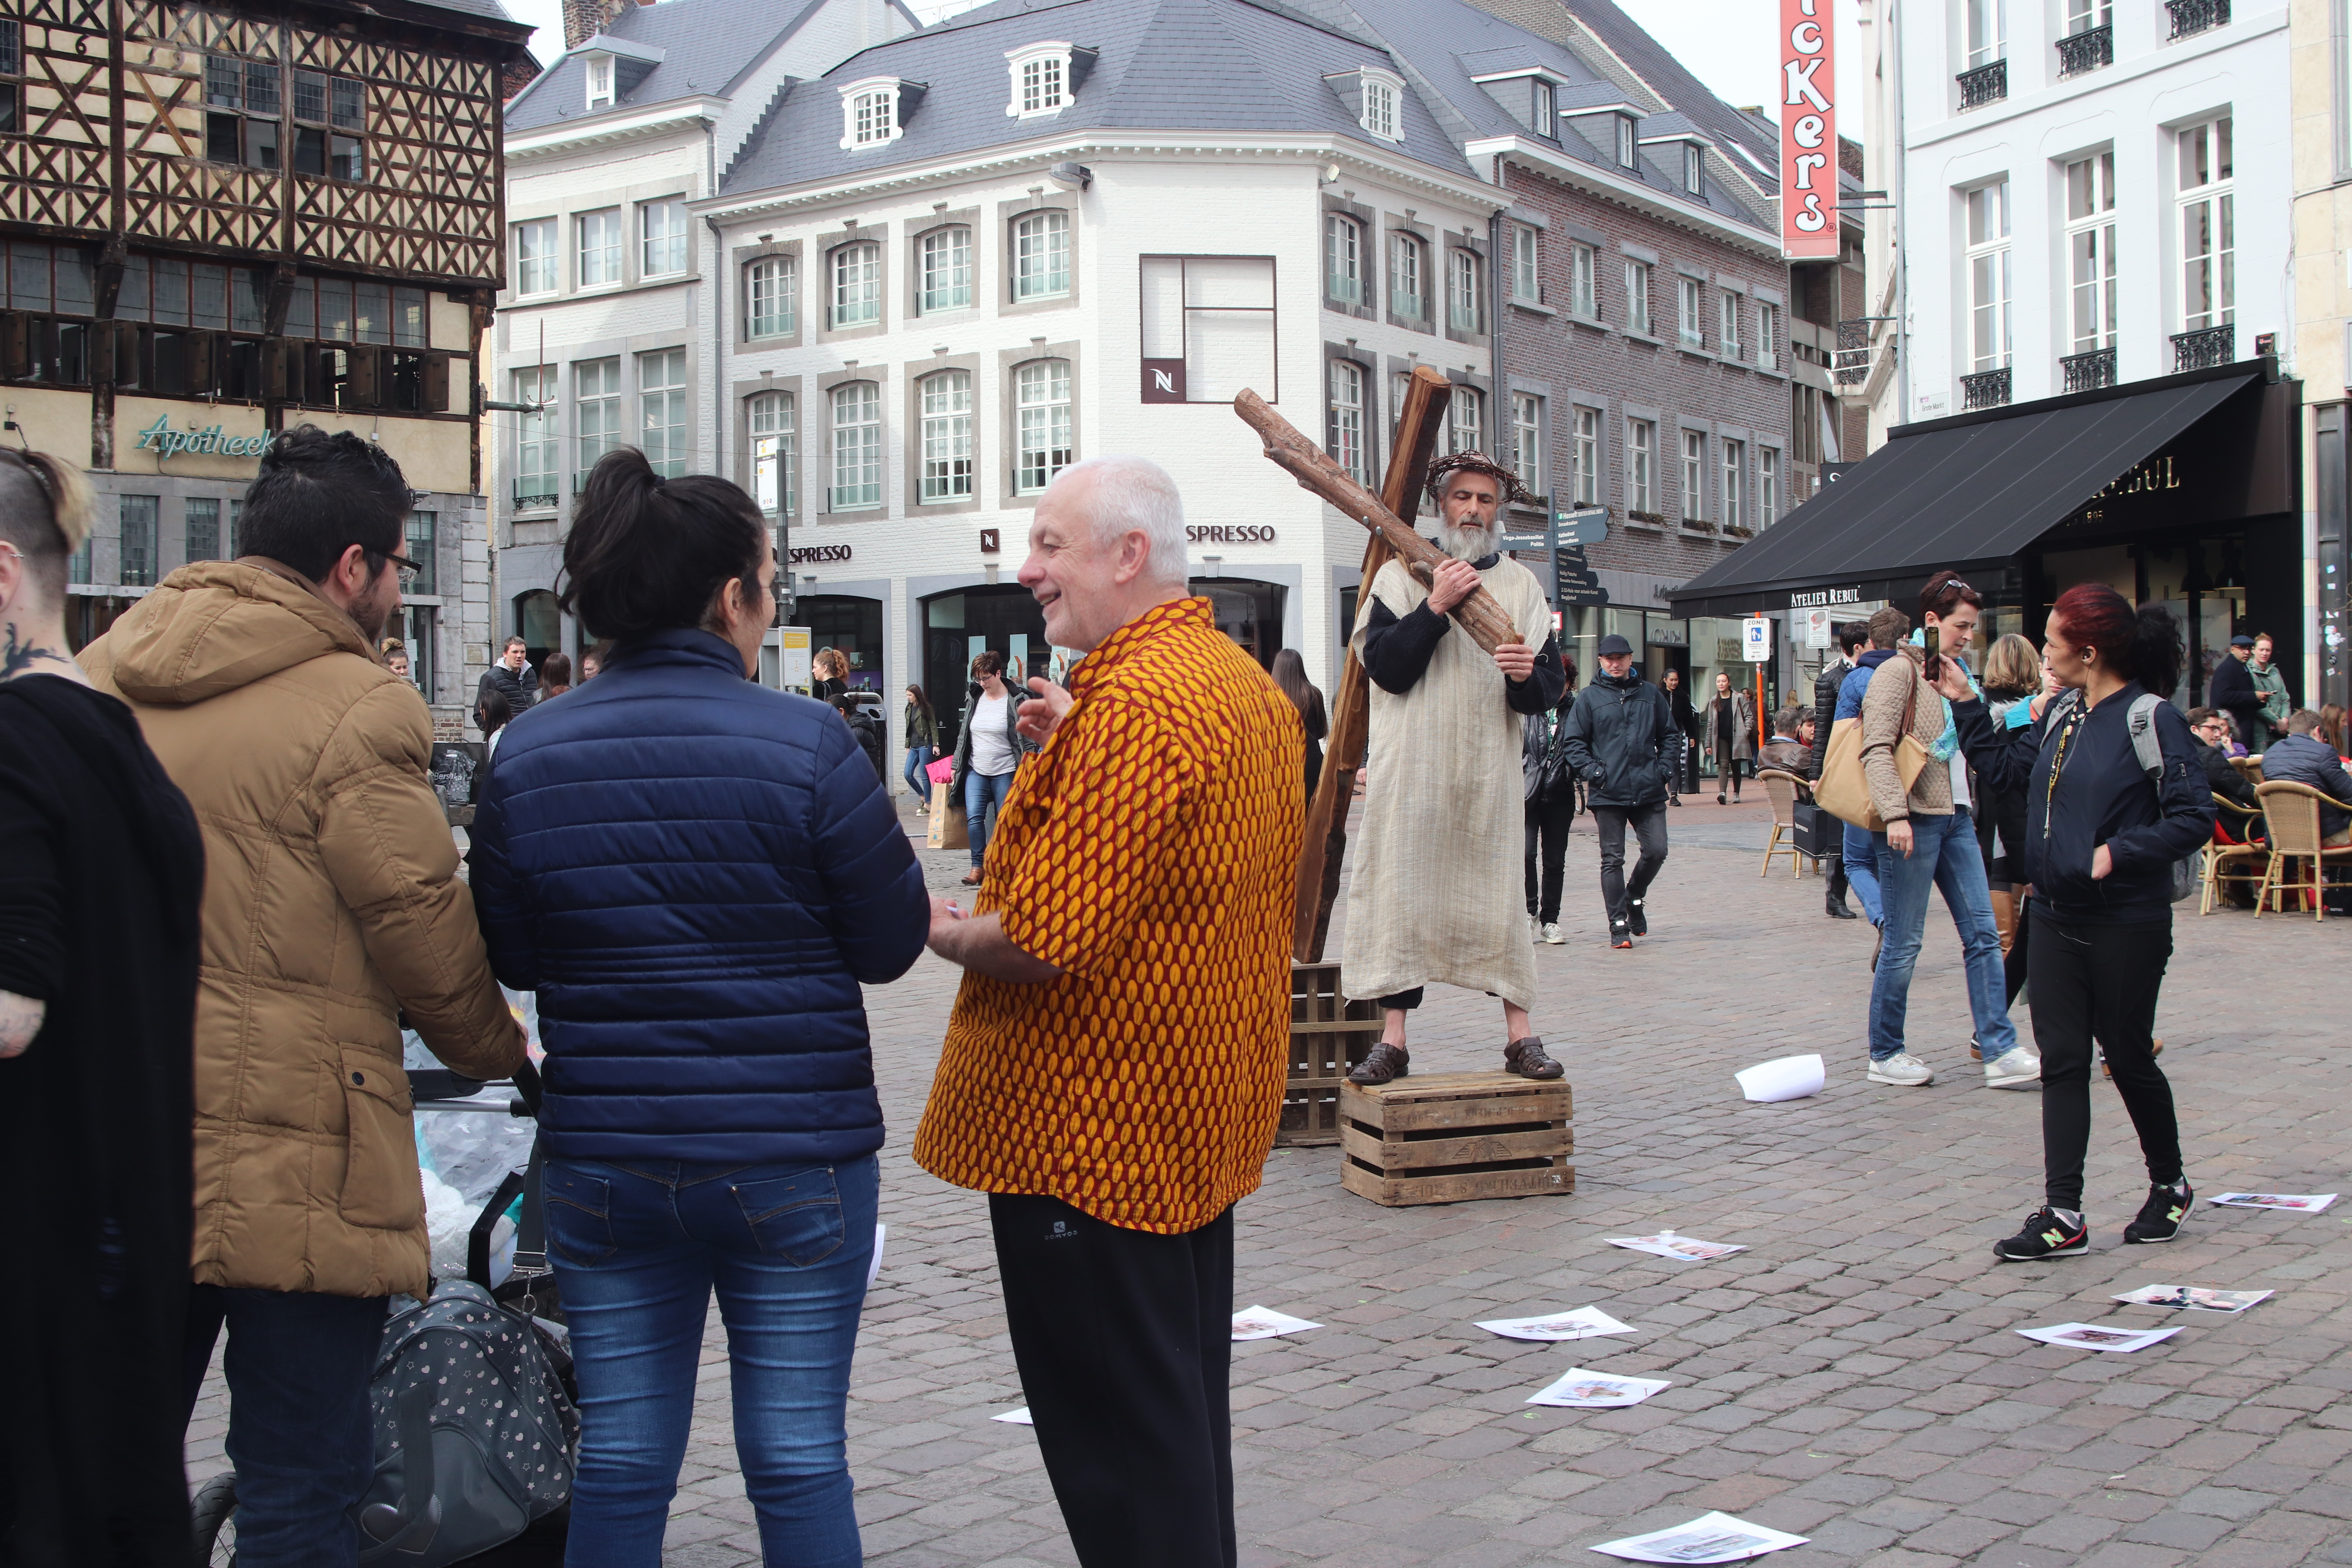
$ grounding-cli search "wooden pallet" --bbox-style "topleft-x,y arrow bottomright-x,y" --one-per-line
1277,960 -> 1383,1147
1338,1071 -> 1573,1206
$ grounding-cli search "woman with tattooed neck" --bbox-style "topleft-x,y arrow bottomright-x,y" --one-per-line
0,447 -> 205,1563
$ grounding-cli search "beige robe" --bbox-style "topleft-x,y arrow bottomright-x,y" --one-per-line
1341,554 -> 1554,1010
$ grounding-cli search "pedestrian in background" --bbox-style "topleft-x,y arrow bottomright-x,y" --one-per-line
1942,584 -> 2210,1259
582,639 -> 610,681
1973,633 -> 2040,965
1759,706 -> 1811,775
1835,610 -> 1908,938
1662,667 -> 1698,805
471,447 -> 927,1566
2320,703 -> 2347,757
0,448 -> 206,1566
479,632 -> 537,713
379,636 -> 411,682
1858,570 -> 2037,1091
904,682 -> 940,812
951,648 -> 1031,887
2187,707 -> 2260,810
1563,633 -> 1674,949
2263,710 -> 2352,843
2248,633 -> 2291,750
1706,668 -> 1753,803
2209,633 -> 2265,753
916,455 -> 1302,1568
833,691 -> 886,782
1523,664 -> 1577,945
1812,621 -> 1868,919
79,425 -> 526,1565
811,646 -> 848,704
1273,648 -> 1328,802
538,650 -> 573,699
477,684 -> 512,765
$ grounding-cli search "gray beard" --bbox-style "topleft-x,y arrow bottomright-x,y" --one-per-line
1437,522 -> 1498,562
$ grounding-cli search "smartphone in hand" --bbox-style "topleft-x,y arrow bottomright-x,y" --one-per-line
1922,624 -> 1942,682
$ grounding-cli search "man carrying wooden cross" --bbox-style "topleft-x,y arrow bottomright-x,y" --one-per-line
1344,450 -> 1567,1085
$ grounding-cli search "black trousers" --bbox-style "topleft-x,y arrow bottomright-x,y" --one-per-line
1590,803 -> 1669,920
1524,794 -> 1575,922
991,1194 -> 1237,1568
2027,908 -> 2182,1211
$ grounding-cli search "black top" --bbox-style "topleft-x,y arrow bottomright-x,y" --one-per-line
1357,552 -> 1566,715
0,676 -> 205,1561
2207,656 -> 2264,741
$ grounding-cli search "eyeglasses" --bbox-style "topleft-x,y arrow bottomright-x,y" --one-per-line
379,550 -> 422,589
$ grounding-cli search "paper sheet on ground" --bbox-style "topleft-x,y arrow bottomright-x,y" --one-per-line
2209,1192 -> 2338,1212
2113,1285 -> 2272,1313
1528,1368 -> 1672,1408
2016,1321 -> 2183,1353
1477,1306 -> 1637,1342
990,1406 -> 1033,1425
1590,1512 -> 1808,1563
1231,1306 -> 1321,1340
1606,1230 -> 1746,1263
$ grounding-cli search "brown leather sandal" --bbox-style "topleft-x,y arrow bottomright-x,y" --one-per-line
1504,1036 -> 1564,1080
1348,1042 -> 1409,1085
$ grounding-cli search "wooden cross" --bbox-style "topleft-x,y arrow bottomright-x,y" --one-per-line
1233,368 -> 1519,962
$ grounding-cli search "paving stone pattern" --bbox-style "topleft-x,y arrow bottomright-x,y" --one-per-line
188,796 -> 2352,1567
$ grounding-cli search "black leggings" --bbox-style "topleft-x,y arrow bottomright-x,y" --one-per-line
2028,908 -> 2181,1211
1524,795 -> 1575,922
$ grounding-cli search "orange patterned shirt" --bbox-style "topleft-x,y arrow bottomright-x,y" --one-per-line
912,597 -> 1304,1234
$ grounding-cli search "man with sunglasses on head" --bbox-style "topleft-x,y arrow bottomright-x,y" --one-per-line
82,425 -> 523,1568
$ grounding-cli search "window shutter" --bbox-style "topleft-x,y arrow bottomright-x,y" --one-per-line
0,312 -> 25,379
423,353 -> 449,413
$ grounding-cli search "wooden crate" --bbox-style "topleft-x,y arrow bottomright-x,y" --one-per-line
1338,1071 -> 1573,1206
1278,960 -> 1383,1147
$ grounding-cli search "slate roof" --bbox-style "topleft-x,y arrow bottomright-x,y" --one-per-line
408,0 -> 520,24
507,0 -> 831,131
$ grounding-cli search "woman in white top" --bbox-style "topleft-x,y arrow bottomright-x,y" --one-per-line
950,650 -> 1024,886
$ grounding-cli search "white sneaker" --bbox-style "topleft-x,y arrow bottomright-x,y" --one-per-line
1529,915 -> 1543,943
1542,922 -> 1566,944
1983,1047 -> 2042,1089
1867,1052 -> 1935,1087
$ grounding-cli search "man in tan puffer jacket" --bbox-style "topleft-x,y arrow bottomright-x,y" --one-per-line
81,426 -> 522,1565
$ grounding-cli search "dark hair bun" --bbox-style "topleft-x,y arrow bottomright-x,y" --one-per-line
557,448 -> 768,643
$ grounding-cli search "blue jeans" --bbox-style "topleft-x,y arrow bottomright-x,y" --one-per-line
544,1154 -> 879,1568
1869,807 -> 2018,1063
966,768 -> 1014,867
903,744 -> 935,803
182,1285 -> 389,1568
1842,821 -> 1885,926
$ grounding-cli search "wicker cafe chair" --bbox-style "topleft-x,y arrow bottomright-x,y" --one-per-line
2200,794 -> 2270,916
2252,780 -> 2352,922
2232,755 -> 2267,787
1756,768 -> 1813,879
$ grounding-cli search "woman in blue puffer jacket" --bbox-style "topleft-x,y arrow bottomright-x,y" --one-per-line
470,447 -> 928,1568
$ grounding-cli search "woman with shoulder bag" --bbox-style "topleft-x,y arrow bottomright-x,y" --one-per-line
902,683 -> 940,814
1940,585 -> 2212,1260
949,650 -> 1034,887
1522,667 -> 1579,945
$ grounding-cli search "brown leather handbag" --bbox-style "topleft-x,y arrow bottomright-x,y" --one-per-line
1814,663 -> 1928,832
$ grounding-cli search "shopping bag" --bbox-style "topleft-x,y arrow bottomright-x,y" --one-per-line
925,756 -> 954,785
927,782 -> 968,850
1812,668 -> 1928,831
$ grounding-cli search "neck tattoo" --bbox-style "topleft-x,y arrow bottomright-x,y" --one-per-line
0,622 -> 75,681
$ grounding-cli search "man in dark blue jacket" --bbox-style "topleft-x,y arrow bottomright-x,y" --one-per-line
1561,633 -> 1673,947
2264,710 -> 2352,842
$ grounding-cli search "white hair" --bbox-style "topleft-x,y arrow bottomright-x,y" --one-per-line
1049,454 -> 1188,587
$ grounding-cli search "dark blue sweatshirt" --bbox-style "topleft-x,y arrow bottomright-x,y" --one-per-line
1951,682 -> 2213,924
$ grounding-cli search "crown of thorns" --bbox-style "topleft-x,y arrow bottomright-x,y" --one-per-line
1425,450 -> 1531,506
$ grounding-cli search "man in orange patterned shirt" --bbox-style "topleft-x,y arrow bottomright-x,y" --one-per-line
915,454 -> 1302,1568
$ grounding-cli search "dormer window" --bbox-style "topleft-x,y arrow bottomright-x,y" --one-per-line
1004,42 -> 1091,118
838,76 -> 924,149
586,54 -> 613,111
1616,115 -> 1637,167
1683,143 -> 1703,195
1361,71 -> 1401,140
1532,77 -> 1554,130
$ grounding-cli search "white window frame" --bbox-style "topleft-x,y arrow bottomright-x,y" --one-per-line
1013,209 -> 1070,301
1572,407 -> 1599,507
513,365 -> 557,506
1569,241 -> 1595,318
2176,116 -> 2234,333
2066,0 -> 2111,35
1390,230 -> 1425,320
514,218 -> 556,296
745,254 -> 795,339
1004,43 -> 1073,118
1615,114 -> 1636,167
830,241 -> 880,329
919,225 -> 973,313
830,382 -> 881,509
585,54 -> 613,111
750,390 -> 794,517
1681,428 -> 1706,523
1359,68 -> 1403,141
1965,179 -> 2012,372
1721,437 -> 1745,529
1966,0 -> 2006,70
837,77 -> 904,150
1510,224 -> 1539,303
1532,76 -> 1555,131
1015,359 -> 1073,494
1759,447 -> 1780,526
1757,299 -> 1782,371
574,358 -> 620,482
1677,275 -> 1704,348
919,368 -> 974,502
1325,214 -> 1363,307
1447,385 -> 1482,454
1625,258 -> 1651,334
1447,247 -> 1481,332
2065,150 -> 2117,354
1719,291 -> 1742,359
638,348 -> 688,479
1682,143 -> 1703,196
1512,393 -> 1542,492
1627,418 -> 1655,514
576,208 -> 621,288
639,199 -> 687,278
1327,359 -> 1369,483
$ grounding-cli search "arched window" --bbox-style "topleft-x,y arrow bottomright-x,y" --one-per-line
749,390 -> 794,517
1011,211 -> 1069,300
1014,359 -> 1071,494
746,254 -> 795,339
830,241 -> 880,328
1327,359 -> 1367,483
919,369 -> 973,502
831,382 -> 880,509
1325,214 -> 1362,307
919,226 -> 972,312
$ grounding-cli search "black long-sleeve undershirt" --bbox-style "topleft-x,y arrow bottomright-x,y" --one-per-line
1359,597 -> 1566,715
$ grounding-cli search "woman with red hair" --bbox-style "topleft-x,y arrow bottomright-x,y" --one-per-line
1936,584 -> 2212,1261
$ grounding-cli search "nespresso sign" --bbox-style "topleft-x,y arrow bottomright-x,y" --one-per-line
1187,525 -> 1276,544
789,543 -> 853,564
136,416 -> 269,459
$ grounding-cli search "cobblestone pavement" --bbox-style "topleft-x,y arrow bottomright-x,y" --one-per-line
188,794 -> 2352,1568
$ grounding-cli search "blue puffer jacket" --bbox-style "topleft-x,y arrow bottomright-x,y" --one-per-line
469,628 -> 927,1164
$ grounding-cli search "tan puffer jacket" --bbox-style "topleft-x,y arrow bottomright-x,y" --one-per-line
81,559 -> 521,1298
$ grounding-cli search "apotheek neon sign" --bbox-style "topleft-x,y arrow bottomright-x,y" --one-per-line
134,416 -> 270,459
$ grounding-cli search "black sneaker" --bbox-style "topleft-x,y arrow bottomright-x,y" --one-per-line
1993,1207 -> 2089,1261
2125,1182 -> 2192,1244
1608,917 -> 1632,950
1626,898 -> 1648,936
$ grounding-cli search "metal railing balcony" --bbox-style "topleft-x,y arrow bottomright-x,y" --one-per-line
1957,59 -> 2007,110
2061,347 -> 2117,393
2167,0 -> 2228,40
2171,324 -> 2234,371
2056,23 -> 2112,76
1960,367 -> 2012,410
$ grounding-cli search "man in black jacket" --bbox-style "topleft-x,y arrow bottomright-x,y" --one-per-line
2185,708 -> 2258,809
2208,634 -> 2265,753
1562,633 -> 1673,948
1811,621 -> 1868,920
477,633 -> 537,715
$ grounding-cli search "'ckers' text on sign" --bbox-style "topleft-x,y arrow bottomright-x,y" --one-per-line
1780,0 -> 1836,260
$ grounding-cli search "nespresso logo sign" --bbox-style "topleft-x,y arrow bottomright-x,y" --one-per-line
789,543 -> 853,564
1187,525 -> 1276,544
136,416 -> 270,459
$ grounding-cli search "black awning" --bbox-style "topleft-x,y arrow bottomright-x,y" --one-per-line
1668,365 -> 2263,620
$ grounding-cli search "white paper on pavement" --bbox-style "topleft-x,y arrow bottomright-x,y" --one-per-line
2015,1321 -> 2183,1354
1606,1231 -> 1747,1264
1231,1306 -> 1322,1340
991,1406 -> 1034,1425
1528,1368 -> 1672,1408
1476,1307 -> 1638,1342
1590,1511 -> 1808,1563
2112,1285 -> 2272,1314
2209,1192 -> 2339,1212
1734,1054 -> 1824,1103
